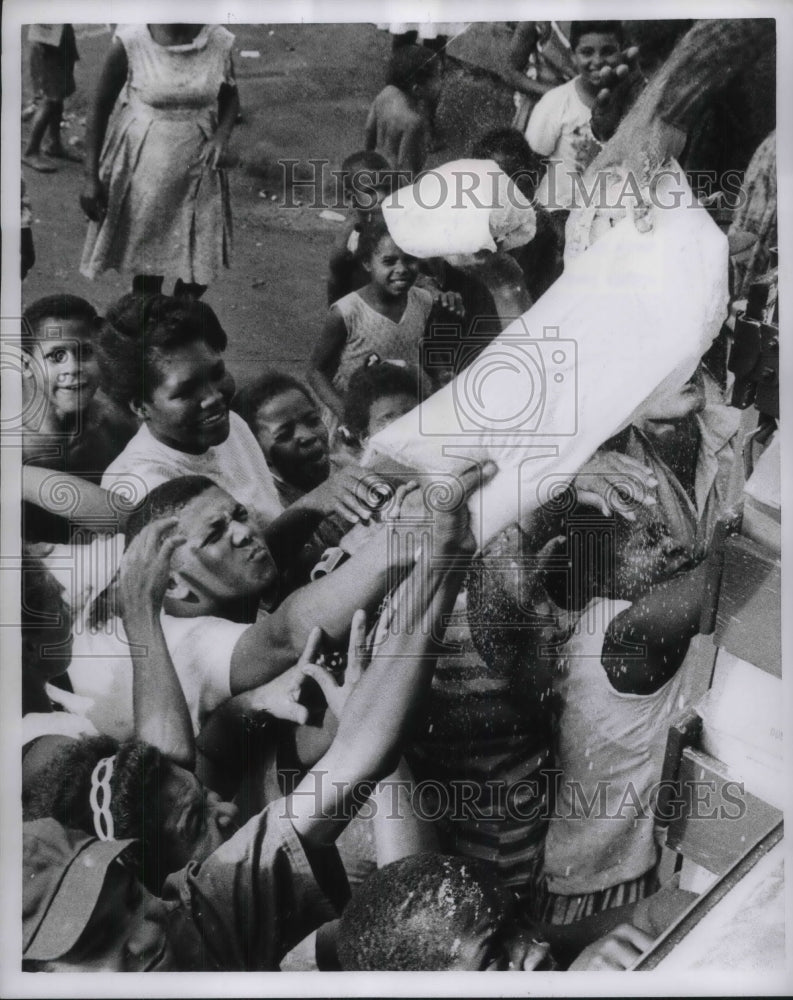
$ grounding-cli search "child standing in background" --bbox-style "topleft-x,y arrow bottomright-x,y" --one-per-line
327,150 -> 396,305
526,21 -> 624,212
22,24 -> 82,172
308,215 -> 434,422
365,45 -> 441,180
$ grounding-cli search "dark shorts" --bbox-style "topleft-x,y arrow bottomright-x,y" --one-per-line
29,25 -> 78,101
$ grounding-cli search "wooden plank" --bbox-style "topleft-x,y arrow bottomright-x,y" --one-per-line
665,747 -> 782,875
635,823 -> 783,969
713,534 -> 781,677
655,708 -> 702,822
699,506 -> 742,635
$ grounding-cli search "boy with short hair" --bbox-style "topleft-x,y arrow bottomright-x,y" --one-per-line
21,294 -> 136,542
336,852 -> 695,970
21,294 -> 135,479
526,21 -> 624,211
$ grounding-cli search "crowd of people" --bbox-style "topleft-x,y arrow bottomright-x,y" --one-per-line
16,18 -> 779,975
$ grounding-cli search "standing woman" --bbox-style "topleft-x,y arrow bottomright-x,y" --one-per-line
80,24 -> 238,299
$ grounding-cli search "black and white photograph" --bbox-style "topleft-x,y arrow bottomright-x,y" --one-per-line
1,1 -> 789,995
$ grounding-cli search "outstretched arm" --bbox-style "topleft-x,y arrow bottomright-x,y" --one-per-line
301,613 -> 439,861
228,483 -> 421,693
288,510 -> 469,846
364,101 -> 377,151
23,465 -> 130,533
501,23 -> 552,99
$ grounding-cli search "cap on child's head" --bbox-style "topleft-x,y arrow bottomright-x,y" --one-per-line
23,817 -> 135,962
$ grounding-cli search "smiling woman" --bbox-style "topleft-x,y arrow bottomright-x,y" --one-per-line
97,291 -> 283,524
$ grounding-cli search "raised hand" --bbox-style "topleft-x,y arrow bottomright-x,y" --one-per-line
306,464 -> 396,524
301,608 -> 368,719
120,517 -> 186,616
572,450 -> 658,521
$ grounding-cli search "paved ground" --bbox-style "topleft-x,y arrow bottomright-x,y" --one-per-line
21,21 -> 514,389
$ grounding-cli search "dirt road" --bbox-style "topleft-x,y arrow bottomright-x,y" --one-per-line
21,21 -> 513,389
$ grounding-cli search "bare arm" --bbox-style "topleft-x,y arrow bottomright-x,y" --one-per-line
300,615 -> 439,861
306,308 -> 348,418
289,528 -> 468,846
81,39 -> 127,221
501,22 -> 551,99
364,100 -> 377,151
199,63 -> 240,169
395,117 -> 426,180
23,465 -> 130,533
602,560 -> 710,694
228,510 -> 411,694
120,519 -> 195,769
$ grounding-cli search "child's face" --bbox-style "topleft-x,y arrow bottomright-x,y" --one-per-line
366,391 -> 417,438
25,318 -> 100,419
254,388 -> 330,489
443,883 -> 552,970
364,236 -> 419,298
157,760 -> 239,876
572,32 -> 622,89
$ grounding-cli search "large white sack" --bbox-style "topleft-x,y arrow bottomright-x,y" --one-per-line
366,169 -> 728,546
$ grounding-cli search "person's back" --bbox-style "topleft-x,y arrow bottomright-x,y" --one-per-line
365,45 -> 440,179
367,86 -> 427,176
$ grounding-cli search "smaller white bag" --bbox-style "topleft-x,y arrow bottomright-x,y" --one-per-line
382,159 -> 536,259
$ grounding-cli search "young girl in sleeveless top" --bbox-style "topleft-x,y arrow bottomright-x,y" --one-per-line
308,214 -> 434,422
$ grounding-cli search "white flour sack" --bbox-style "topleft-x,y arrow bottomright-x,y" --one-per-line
382,159 -> 537,258
367,169 -> 728,546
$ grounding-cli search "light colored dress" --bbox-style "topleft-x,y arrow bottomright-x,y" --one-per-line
331,285 -> 433,392
81,24 -> 234,284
